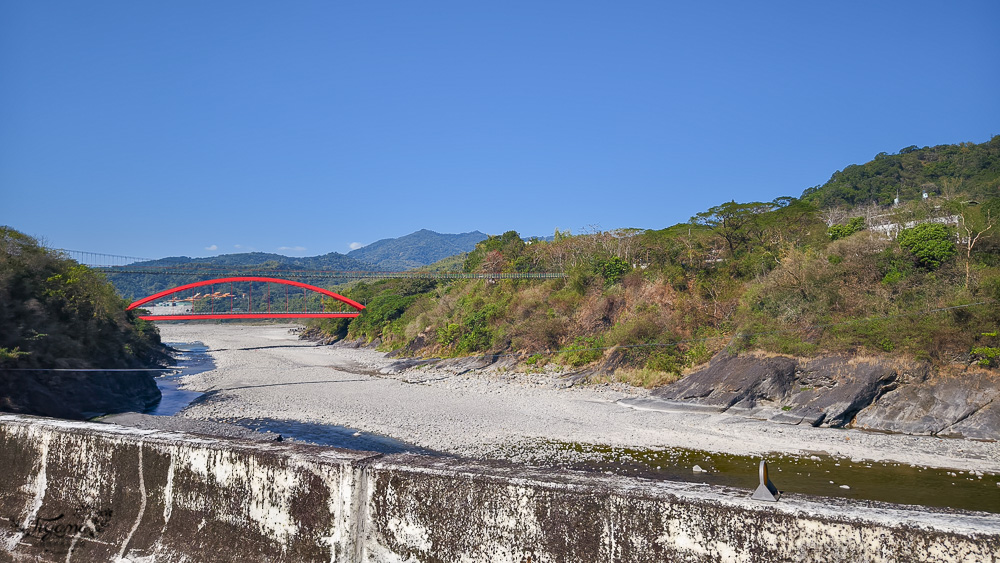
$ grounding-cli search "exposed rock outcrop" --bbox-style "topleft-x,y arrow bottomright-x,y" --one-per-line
654,353 -> 797,410
0,369 -> 161,420
652,352 -> 999,440
945,401 -> 1000,440
380,354 -> 521,376
778,356 -> 911,427
854,372 -> 1000,439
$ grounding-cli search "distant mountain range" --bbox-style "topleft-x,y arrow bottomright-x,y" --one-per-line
133,251 -> 370,271
106,230 -> 488,299
347,229 -> 487,271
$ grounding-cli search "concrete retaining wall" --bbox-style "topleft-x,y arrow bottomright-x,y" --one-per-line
1,414 -> 997,562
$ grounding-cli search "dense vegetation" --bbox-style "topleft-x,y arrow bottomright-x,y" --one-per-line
310,137 -> 1000,385
106,251 -> 372,300
0,227 -> 168,369
802,136 -> 1000,208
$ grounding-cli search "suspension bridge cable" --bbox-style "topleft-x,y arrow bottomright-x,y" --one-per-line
54,249 -> 155,266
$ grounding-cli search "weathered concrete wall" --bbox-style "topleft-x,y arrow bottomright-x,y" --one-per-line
1,415 -> 998,562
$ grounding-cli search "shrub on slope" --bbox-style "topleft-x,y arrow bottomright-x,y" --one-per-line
0,227 -> 168,369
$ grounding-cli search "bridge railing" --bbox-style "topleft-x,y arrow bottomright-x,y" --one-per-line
55,249 -> 154,267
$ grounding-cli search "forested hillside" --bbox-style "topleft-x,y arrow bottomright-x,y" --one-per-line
347,229 -> 488,271
309,137 -> 1000,385
0,227 -> 168,369
106,251 -> 371,300
106,230 -> 489,299
802,136 -> 1000,208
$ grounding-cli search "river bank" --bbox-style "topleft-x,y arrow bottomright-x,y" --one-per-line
156,323 -> 1000,477
0,368 -> 162,420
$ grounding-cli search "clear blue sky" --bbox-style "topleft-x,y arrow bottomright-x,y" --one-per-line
2,1 -> 998,259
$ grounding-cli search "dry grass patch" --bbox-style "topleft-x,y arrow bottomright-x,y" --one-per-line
626,277 -> 676,309
591,368 -> 682,388
745,350 -> 797,360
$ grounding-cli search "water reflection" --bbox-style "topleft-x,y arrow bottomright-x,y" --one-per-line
543,441 -> 1000,514
145,342 -> 211,416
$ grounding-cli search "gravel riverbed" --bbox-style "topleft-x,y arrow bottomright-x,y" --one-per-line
157,323 -> 1000,473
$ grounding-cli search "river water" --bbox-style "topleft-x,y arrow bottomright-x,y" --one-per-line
544,441 -> 1000,514
146,342 -> 210,416
149,340 -> 1000,514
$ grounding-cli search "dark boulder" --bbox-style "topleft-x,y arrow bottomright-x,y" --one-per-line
653,353 -> 797,410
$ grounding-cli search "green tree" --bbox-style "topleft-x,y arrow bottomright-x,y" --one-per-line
802,136 -> 1000,208
350,294 -> 418,341
971,331 -> 999,367
463,231 -> 527,273
897,223 -> 957,269
598,256 -> 632,286
828,217 -> 865,240
692,200 -> 775,255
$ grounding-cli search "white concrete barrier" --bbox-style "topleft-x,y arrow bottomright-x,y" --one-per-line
1,414 -> 997,562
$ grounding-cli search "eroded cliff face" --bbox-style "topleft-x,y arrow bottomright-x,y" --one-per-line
0,370 -> 161,420
1,415 -> 998,562
653,353 -> 1000,440
855,371 -> 1000,439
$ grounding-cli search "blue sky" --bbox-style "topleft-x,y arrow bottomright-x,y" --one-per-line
2,1 -> 998,259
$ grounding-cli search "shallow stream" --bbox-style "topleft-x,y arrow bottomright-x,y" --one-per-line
146,342 -> 211,416
541,441 -> 1000,514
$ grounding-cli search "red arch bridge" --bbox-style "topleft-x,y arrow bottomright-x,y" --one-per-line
127,277 -> 364,321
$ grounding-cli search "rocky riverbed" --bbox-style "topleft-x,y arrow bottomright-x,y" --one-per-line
150,323 -> 1000,476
